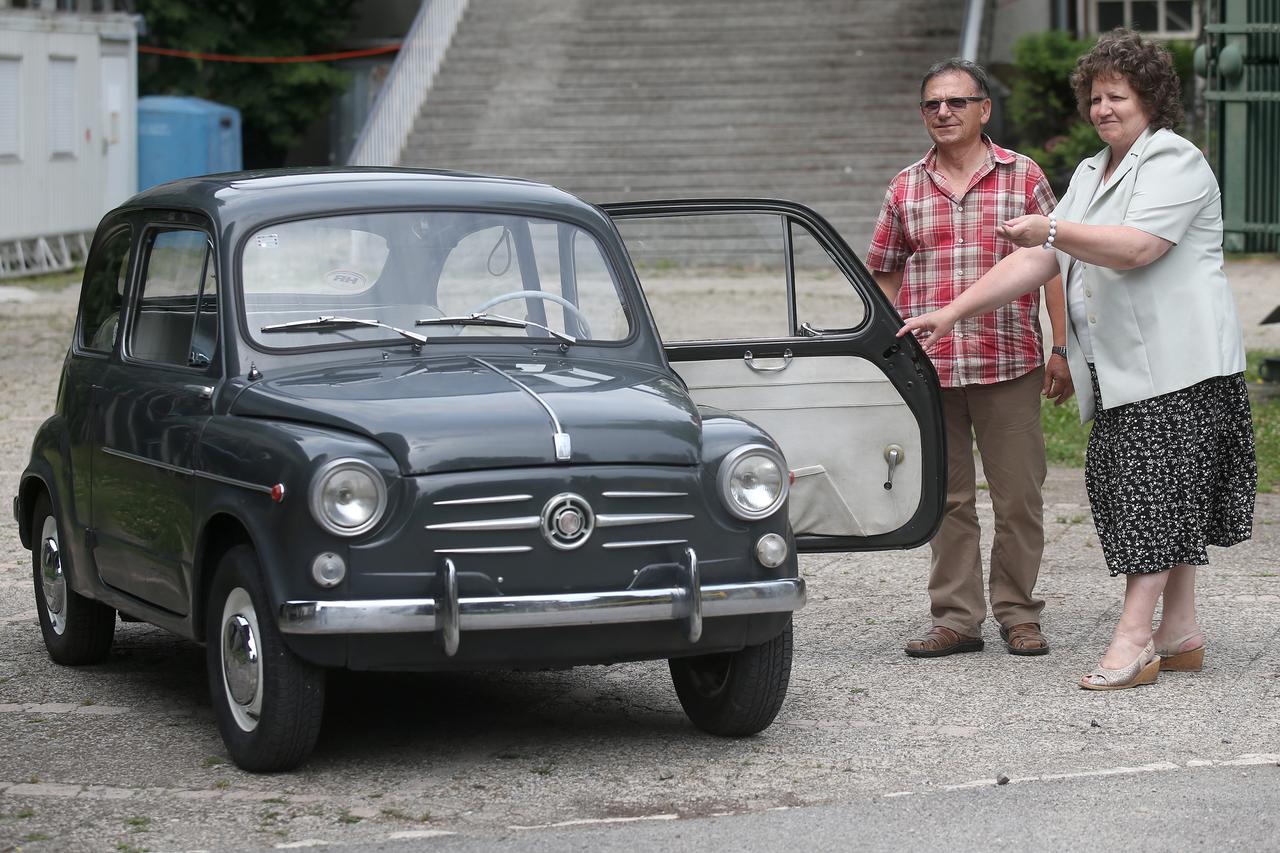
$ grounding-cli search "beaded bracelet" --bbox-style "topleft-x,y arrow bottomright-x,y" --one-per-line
1042,214 -> 1057,250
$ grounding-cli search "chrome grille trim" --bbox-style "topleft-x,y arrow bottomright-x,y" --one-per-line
595,513 -> 694,528
433,546 -> 533,554
433,494 -> 532,506
601,491 -> 688,499
425,516 -> 540,532
601,539 -> 688,550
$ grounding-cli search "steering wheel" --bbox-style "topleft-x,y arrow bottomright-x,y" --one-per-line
470,290 -> 592,339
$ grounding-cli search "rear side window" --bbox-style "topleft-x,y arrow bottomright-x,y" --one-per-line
79,228 -> 131,353
129,228 -> 218,368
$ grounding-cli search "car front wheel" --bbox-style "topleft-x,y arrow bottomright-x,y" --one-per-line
31,493 -> 115,665
669,620 -> 793,736
206,544 -> 325,772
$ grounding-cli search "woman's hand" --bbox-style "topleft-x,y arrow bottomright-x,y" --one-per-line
996,215 -> 1050,249
896,307 -> 958,352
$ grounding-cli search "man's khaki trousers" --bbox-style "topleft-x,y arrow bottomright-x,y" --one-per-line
929,367 -> 1047,636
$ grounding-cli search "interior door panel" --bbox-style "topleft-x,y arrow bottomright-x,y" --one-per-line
605,198 -> 945,553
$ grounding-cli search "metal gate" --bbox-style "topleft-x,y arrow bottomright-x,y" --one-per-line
1201,0 -> 1280,253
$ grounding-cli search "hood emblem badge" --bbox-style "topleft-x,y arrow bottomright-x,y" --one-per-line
542,493 -> 594,550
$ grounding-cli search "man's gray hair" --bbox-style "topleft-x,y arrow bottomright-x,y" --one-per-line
920,58 -> 992,100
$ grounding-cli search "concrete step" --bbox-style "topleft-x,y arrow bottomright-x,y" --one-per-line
390,0 -> 965,249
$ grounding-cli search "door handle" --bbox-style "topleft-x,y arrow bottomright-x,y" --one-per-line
883,444 -> 904,490
743,348 -> 793,373
183,384 -> 214,400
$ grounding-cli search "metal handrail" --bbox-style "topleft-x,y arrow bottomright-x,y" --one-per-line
960,0 -> 985,61
347,0 -> 471,166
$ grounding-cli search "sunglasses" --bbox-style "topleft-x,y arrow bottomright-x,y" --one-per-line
919,96 -> 987,114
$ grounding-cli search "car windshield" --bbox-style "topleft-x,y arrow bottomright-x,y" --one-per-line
242,211 -> 631,349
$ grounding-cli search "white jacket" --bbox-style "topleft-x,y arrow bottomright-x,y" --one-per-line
1053,126 -> 1245,422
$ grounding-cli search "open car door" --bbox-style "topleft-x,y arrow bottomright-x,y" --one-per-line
605,199 -> 945,552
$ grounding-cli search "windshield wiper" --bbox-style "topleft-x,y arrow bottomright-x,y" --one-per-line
415,312 -> 576,345
260,316 -> 428,346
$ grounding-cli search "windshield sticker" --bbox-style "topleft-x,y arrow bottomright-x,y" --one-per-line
255,234 -> 279,248
324,269 -> 368,289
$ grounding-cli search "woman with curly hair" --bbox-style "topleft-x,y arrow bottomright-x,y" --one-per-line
897,29 -> 1257,690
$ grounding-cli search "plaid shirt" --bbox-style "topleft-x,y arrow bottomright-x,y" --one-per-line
867,137 -> 1056,387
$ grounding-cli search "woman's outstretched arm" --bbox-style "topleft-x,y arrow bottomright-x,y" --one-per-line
897,246 -> 1059,348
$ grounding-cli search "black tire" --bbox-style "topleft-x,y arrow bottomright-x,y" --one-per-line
30,493 -> 115,665
205,544 -> 325,772
669,620 -> 793,736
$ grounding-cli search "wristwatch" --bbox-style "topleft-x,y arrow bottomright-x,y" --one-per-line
1051,345 -> 1068,358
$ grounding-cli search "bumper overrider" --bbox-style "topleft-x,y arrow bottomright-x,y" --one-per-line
278,547 -> 805,656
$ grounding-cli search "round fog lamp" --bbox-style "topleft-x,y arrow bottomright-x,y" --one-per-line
311,552 -> 347,588
755,533 -> 789,568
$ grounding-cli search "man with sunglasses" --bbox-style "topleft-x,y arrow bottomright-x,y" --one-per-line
867,58 -> 1071,659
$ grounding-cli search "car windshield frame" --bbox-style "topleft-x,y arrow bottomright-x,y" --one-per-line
236,208 -> 637,355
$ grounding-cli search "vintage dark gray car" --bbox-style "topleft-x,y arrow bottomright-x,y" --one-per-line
16,169 -> 944,771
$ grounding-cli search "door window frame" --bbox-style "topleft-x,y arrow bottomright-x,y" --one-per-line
123,219 -> 220,375
604,198 -> 874,352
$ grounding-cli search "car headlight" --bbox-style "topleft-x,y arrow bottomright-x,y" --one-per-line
309,458 -> 387,537
717,444 -> 788,520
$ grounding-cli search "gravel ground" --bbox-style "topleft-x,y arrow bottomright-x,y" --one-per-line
0,267 -> 1276,853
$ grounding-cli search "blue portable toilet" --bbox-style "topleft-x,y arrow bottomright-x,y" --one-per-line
137,96 -> 242,191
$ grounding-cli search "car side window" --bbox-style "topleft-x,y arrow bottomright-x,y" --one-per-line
613,212 -> 868,342
79,228 -> 131,353
130,228 -> 217,368
614,212 -> 793,342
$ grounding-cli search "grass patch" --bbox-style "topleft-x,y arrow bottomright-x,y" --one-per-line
3,267 -> 81,291
1040,350 -> 1280,493
1246,351 -> 1280,493
1041,393 -> 1090,467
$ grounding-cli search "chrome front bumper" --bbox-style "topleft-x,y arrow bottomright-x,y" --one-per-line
278,548 -> 804,656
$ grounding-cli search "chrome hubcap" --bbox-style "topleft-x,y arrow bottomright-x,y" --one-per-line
220,587 -> 263,732
39,518 -> 67,635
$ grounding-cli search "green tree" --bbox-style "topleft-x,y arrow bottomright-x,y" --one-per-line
135,0 -> 358,167
1005,31 -> 1099,193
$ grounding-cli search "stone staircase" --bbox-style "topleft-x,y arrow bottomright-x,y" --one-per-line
399,0 -> 966,254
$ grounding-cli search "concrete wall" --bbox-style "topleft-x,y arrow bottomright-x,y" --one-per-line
0,11 -> 137,243
989,0 -> 1054,63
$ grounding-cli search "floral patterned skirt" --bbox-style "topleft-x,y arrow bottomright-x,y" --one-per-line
1085,366 -> 1257,576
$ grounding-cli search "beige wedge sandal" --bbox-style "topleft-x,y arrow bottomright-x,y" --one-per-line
1155,630 -> 1206,672
1080,640 -> 1161,691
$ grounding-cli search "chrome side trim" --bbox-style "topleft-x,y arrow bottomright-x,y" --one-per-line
602,491 -> 688,499
425,516 -> 540,532
595,513 -> 694,527
101,447 -> 273,495
279,578 -> 805,636
601,539 -> 688,550
433,546 -> 532,554
196,470 -> 276,495
472,356 -> 571,462
433,494 -> 532,506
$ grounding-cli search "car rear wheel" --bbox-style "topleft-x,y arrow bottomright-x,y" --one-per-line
669,620 -> 793,736
31,493 -> 115,665
206,544 -> 325,772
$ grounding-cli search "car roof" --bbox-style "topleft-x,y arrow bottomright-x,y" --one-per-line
120,168 -> 611,233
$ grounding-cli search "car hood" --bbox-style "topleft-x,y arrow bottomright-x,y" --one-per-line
228,354 -> 702,474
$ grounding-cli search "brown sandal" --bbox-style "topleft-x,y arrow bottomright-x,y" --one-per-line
904,626 -> 984,658
1000,622 -> 1049,656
